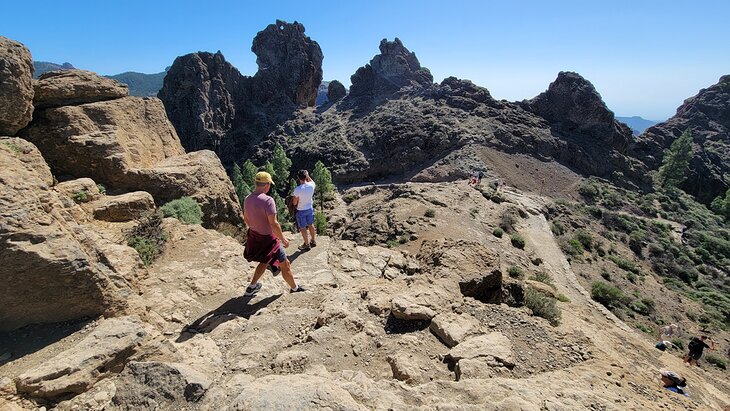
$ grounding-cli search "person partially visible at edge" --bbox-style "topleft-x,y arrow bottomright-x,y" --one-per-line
660,369 -> 688,397
684,335 -> 714,366
292,169 -> 316,251
242,171 -> 305,296
660,323 -> 678,341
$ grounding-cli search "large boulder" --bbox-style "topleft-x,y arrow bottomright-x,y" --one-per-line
0,138 -> 134,331
348,38 -> 433,100
15,316 -> 146,398
19,94 -> 242,227
0,36 -> 34,135
20,95 -> 184,183
111,361 -> 211,407
33,69 -> 129,109
633,75 -> 730,203
93,191 -> 155,222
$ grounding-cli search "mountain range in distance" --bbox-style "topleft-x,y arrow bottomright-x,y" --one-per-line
615,116 -> 659,135
32,61 -> 662,130
32,61 -> 167,97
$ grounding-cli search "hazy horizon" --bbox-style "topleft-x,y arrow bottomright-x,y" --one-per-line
5,0 -> 729,120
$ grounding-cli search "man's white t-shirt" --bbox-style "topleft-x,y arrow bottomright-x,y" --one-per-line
293,180 -> 316,210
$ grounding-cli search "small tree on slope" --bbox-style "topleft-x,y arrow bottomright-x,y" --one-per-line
657,129 -> 694,189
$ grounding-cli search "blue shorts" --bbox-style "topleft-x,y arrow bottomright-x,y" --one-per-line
275,245 -> 287,262
296,208 -> 314,229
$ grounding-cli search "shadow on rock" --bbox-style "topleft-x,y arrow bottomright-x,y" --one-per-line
176,294 -> 281,343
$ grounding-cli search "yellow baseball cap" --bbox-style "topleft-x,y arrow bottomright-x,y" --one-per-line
255,171 -> 274,184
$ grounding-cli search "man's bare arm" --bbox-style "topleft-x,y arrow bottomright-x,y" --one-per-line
268,214 -> 289,247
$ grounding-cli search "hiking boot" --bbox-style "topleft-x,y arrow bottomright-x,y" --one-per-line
268,264 -> 280,277
310,240 -> 317,248
298,243 -> 311,251
290,285 -> 307,293
244,283 -> 262,297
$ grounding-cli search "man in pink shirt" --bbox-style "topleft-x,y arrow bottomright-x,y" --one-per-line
242,171 -> 305,296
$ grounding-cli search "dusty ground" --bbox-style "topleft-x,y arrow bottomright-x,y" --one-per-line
1,181 -> 729,410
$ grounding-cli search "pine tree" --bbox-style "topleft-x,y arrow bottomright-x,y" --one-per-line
232,163 -> 247,207
312,160 -> 335,210
271,144 -> 292,192
711,189 -> 730,220
241,160 -> 257,191
657,129 -> 694,189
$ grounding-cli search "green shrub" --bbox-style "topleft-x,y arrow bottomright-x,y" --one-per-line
635,323 -> 652,334
510,234 -> 526,249
160,197 -> 203,225
126,212 -> 166,266
314,211 -> 328,235
574,229 -> 594,251
556,294 -> 571,303
591,281 -> 627,309
386,239 -> 399,248
551,221 -> 565,236
424,208 -> 436,218
578,181 -> 600,200
630,299 -> 654,315
500,212 -> 517,233
525,288 -> 561,326
670,338 -> 684,350
507,266 -> 523,279
97,184 -> 106,195
607,255 -> 640,274
601,270 -> 611,281
530,272 -> 555,288
492,227 -> 504,238
343,192 -> 359,204
72,190 -> 89,203
560,238 -> 584,257
626,272 -> 637,283
705,354 -> 727,370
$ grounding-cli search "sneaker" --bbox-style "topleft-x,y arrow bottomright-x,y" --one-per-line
268,264 -> 280,277
244,283 -> 262,297
298,243 -> 311,251
290,285 -> 307,293
310,240 -> 317,248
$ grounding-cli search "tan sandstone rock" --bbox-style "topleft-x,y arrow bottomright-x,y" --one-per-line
0,138 -> 134,330
33,69 -> 129,109
430,312 -> 480,348
93,191 -> 155,222
390,295 -> 436,321
20,95 -> 242,227
55,177 -> 101,202
0,36 -> 34,135
448,332 -> 515,368
16,316 -> 147,398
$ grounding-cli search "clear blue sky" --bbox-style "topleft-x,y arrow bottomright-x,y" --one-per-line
4,0 -> 729,120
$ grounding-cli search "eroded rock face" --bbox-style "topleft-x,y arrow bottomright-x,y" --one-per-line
0,36 -> 34,135
19,91 -> 242,227
327,79 -> 347,102
33,70 -> 129,109
157,52 -> 243,153
349,38 -> 433,101
159,20 -> 322,164
251,20 -> 323,107
0,138 -> 133,331
112,361 -> 211,407
93,191 -> 155,222
634,75 -> 730,203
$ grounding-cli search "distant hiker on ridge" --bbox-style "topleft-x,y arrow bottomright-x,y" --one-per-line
242,171 -> 305,296
292,169 -> 317,251
684,335 -> 714,366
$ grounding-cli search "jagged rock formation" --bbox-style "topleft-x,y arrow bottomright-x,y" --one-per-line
0,138 -> 135,330
250,20 -> 323,107
158,19 -> 322,164
0,36 -> 34,135
327,79 -> 346,102
20,70 -> 242,227
348,38 -> 433,102
33,69 -> 129,108
634,75 -> 730,203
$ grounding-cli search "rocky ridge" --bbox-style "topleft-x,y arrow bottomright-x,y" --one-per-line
158,19 -> 323,165
634,75 -> 730,203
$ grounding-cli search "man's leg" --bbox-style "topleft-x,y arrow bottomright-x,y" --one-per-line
299,227 -> 309,244
308,224 -> 316,243
250,263 -> 267,285
279,259 -> 298,289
